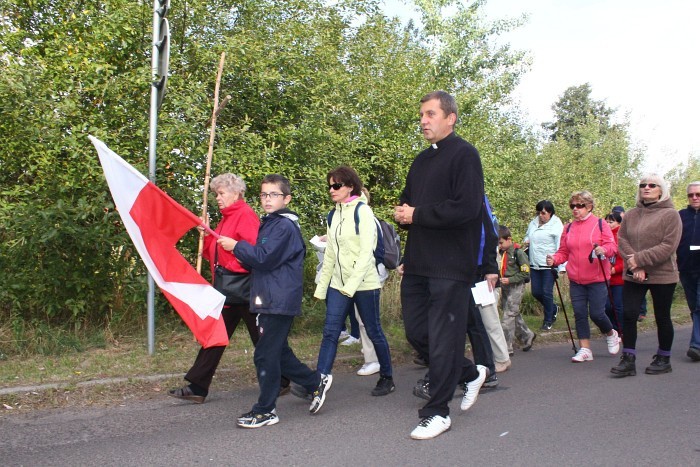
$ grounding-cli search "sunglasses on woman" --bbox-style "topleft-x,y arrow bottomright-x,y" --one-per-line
328,182 -> 345,190
638,183 -> 658,188
569,203 -> 587,209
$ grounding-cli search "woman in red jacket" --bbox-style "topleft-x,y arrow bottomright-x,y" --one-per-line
547,191 -> 621,362
169,173 -> 261,403
604,212 -> 624,332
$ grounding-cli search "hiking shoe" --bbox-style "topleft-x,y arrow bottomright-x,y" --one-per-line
340,336 -> 361,346
357,362 -> 380,376
460,365 -> 488,411
236,410 -> 279,429
290,383 -> 313,401
481,374 -> 499,391
412,378 -> 430,401
688,347 -> 700,361
495,360 -> 511,373
610,352 -> 636,377
410,415 -> 451,440
371,375 -> 395,396
645,355 -> 672,375
168,385 -> 206,404
541,322 -> 552,331
571,347 -> 593,362
309,374 -> 333,414
606,329 -> 621,355
523,333 -> 537,352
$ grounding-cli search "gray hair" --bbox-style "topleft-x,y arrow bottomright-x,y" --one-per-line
687,181 -> 700,192
636,173 -> 670,203
210,173 -> 246,194
570,190 -> 595,210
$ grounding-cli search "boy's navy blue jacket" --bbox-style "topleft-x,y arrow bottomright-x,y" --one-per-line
233,208 -> 306,316
677,205 -> 700,273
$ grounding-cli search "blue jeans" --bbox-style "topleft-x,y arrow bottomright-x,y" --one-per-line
531,268 -> 556,323
569,281 -> 613,339
317,288 -> 392,377
605,284 -> 624,332
680,271 -> 700,349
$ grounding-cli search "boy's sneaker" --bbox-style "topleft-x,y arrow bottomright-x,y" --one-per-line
606,329 -> 621,355
460,365 -> 488,411
410,415 -> 451,440
571,347 -> 593,362
309,374 -> 333,414
522,333 -> 537,352
236,410 -> 279,429
371,375 -> 395,396
412,378 -> 430,401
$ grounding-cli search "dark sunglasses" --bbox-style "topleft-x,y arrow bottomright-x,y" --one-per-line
569,203 -> 587,209
688,193 -> 700,199
328,182 -> 345,191
638,183 -> 658,188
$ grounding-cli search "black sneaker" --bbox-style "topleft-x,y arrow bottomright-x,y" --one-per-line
309,374 -> 333,414
371,375 -> 395,396
552,304 -> 559,322
481,374 -> 499,391
541,322 -> 552,331
688,347 -> 700,361
412,378 -> 430,400
236,410 -> 279,428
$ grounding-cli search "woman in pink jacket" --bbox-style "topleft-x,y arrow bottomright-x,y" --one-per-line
547,191 -> 621,362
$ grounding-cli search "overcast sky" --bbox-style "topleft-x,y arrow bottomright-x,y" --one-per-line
383,0 -> 700,174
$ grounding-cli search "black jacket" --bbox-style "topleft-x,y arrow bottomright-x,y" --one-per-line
677,206 -> 700,273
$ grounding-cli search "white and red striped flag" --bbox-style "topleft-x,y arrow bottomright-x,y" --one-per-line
89,136 -> 228,348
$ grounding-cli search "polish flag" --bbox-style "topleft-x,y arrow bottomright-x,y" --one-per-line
89,136 -> 228,348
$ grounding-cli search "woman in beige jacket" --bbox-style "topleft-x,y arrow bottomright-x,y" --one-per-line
611,174 -> 682,377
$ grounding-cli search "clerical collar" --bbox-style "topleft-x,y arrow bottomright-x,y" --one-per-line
431,144 -> 437,149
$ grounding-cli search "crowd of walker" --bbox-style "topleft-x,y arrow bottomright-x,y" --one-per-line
167,91 -> 700,440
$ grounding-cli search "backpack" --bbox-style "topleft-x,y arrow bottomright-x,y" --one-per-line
326,201 -> 402,269
512,246 -> 530,283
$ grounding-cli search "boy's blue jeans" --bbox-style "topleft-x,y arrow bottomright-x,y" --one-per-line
317,287 -> 392,377
252,314 -> 320,414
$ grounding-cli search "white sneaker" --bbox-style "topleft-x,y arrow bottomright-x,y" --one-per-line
410,415 -> 451,440
338,330 -> 350,341
340,336 -> 361,346
571,347 -> 594,362
460,365 -> 488,411
357,362 -> 380,376
606,329 -> 621,355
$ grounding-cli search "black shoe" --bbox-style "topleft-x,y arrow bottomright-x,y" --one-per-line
371,375 -> 395,396
168,384 -> 207,404
413,356 -> 429,367
309,374 -> 333,414
552,305 -> 559,323
480,374 -> 498,391
413,378 -> 430,400
645,354 -> 672,375
610,352 -> 636,377
290,383 -> 313,401
236,410 -> 279,428
523,333 -> 537,352
687,347 -> 700,361
540,322 -> 552,331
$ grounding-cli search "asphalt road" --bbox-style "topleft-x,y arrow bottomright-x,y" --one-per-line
2,326 -> 698,466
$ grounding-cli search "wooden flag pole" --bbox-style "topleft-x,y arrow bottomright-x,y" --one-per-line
196,52 -> 230,274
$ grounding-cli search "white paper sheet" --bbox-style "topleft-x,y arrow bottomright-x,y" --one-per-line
471,280 -> 496,306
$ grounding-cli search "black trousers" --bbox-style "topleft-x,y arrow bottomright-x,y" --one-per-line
622,281 -> 676,352
402,274 -> 478,418
185,303 -> 258,391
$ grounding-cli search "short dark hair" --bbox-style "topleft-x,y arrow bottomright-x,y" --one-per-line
535,200 -> 556,215
498,225 -> 512,240
606,212 -> 622,223
327,165 -> 362,197
262,174 -> 291,196
420,90 -> 458,120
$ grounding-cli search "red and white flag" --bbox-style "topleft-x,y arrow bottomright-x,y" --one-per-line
89,136 -> 228,348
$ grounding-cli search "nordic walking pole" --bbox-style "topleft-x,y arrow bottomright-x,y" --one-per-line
196,52 -> 230,274
593,243 -> 622,336
552,269 -> 578,353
